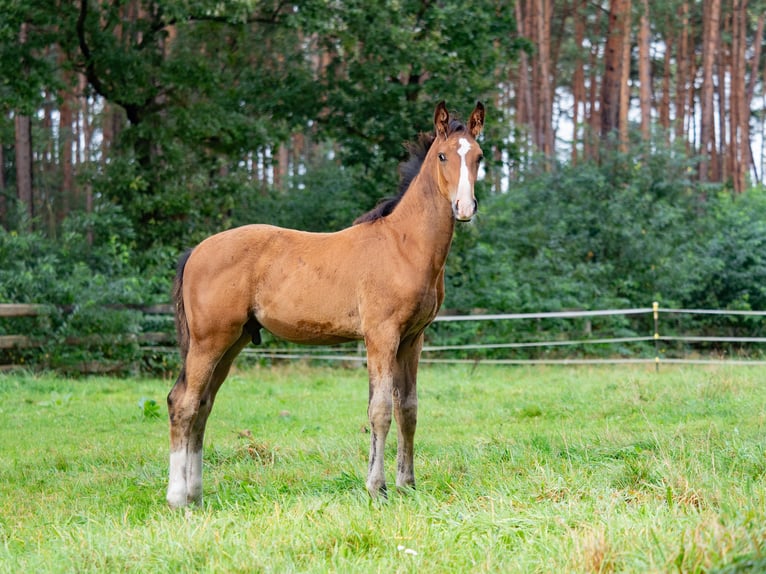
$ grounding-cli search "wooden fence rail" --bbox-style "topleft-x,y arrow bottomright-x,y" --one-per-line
0,304 -> 47,352
0,304 -> 175,371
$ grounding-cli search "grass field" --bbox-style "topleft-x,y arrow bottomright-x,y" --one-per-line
0,363 -> 765,573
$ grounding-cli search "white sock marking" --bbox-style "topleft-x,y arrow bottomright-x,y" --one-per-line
167,449 -> 187,507
188,449 -> 203,501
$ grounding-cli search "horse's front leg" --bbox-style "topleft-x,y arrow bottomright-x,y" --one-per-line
393,333 -> 423,490
364,332 -> 398,498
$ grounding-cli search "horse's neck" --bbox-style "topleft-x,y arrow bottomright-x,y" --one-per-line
386,171 -> 455,270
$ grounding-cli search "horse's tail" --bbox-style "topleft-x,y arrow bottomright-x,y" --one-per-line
173,249 -> 193,363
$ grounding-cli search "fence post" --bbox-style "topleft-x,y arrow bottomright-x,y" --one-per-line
653,301 -> 660,372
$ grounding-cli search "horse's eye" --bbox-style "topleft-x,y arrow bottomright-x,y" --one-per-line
438,153 -> 447,162
477,155 -> 484,164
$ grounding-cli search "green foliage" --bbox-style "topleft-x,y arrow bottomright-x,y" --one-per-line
0,205 -> 171,372
33,0 -> 521,249
435,145 -> 766,358
313,0 -> 521,200
139,397 -> 161,420
687,190 -> 766,310
0,0 -> 64,112
232,159 -> 376,230
69,0 -> 322,250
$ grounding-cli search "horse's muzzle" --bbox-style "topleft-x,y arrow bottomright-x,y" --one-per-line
454,198 -> 478,222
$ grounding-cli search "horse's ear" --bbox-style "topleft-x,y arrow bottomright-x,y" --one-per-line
469,102 -> 485,139
434,101 -> 449,140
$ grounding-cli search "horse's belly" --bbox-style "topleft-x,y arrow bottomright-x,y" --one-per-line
259,317 -> 359,345
255,299 -> 362,345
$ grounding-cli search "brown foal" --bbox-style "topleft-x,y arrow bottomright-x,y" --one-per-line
166,101 -> 485,507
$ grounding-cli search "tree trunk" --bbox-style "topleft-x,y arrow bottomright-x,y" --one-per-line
538,0 -> 554,159
730,0 -> 748,193
745,11 -> 764,185
717,12 -> 729,183
675,2 -> 689,144
0,142 -> 6,227
659,28 -> 672,137
15,21 -> 33,229
699,0 -> 721,182
638,0 -> 651,141
618,0 -> 632,152
59,73 -> 75,221
571,0 -> 586,162
15,114 -> 34,228
585,44 -> 601,159
746,12 -> 764,104
600,0 -> 629,140
515,0 -> 533,163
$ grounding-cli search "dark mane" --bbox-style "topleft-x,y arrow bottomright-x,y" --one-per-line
353,119 -> 467,225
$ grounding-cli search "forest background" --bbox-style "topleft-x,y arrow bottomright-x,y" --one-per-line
1,0 -> 766,371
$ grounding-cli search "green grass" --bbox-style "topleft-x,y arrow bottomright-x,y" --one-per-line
1,363 -> 765,573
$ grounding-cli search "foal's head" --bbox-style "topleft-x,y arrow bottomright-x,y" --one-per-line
430,101 -> 485,222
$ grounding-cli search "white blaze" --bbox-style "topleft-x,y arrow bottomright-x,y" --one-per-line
455,137 -> 475,220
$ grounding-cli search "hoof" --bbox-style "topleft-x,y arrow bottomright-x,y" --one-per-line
166,489 -> 188,509
366,480 -> 388,499
396,482 -> 416,494
166,491 -> 203,509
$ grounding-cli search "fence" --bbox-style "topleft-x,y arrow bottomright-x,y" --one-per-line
0,303 -> 174,372
2,302 -> 766,370
233,304 -> 766,367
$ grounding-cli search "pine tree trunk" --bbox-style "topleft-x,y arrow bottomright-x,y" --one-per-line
659,29 -> 672,137
717,12 -> 729,182
15,21 -> 33,229
746,13 -> 764,104
586,45 -> 601,158
539,0 -> 554,159
638,0 -> 651,141
572,0 -> 586,162
15,114 -> 34,227
675,2 -> 689,143
58,60 -> 75,221
745,11 -> 764,184
515,0 -> 533,162
601,0 -> 629,140
618,0 -> 632,152
731,0 -> 748,192
0,142 -> 6,227
699,0 -> 721,182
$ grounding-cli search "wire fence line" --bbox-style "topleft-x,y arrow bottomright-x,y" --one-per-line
431,308 -> 655,321
237,304 -> 766,367
5,303 -> 765,369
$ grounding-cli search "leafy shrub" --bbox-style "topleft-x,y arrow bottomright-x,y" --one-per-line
0,205 -> 171,373
437,147 -> 766,358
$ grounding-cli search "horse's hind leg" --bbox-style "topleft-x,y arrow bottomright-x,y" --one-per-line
393,333 -> 423,491
167,347 -> 217,508
167,333 -> 249,508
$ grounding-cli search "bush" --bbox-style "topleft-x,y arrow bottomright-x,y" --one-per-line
0,205 -> 172,373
